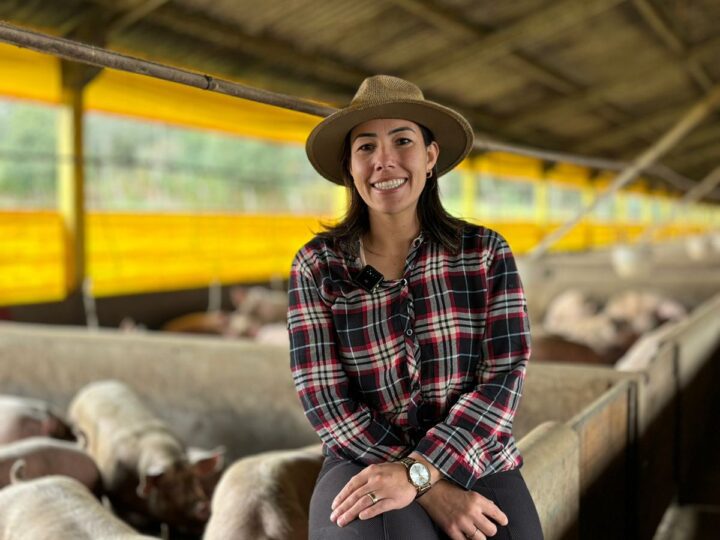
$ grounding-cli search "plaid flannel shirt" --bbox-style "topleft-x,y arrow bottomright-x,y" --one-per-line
287,224 -> 530,489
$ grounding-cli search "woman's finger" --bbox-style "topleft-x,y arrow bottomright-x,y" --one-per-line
331,473 -> 368,510
448,527 -> 471,540
464,526 -> 487,540
477,495 -> 508,526
473,514 -> 498,537
336,490 -> 380,526
331,489 -> 366,522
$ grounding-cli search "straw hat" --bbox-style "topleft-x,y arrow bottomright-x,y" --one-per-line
306,75 -> 474,185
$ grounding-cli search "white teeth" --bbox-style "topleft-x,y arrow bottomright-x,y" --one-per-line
373,178 -> 406,190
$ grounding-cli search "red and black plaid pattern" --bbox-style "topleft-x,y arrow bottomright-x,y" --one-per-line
288,224 -> 530,489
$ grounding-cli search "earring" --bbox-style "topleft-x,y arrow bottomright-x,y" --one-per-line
426,170 -> 432,178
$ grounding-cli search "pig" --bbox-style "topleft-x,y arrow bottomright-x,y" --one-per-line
225,312 -> 262,338
162,311 -> 230,335
204,444 -> 323,540
531,330 -> 636,366
542,290 -> 601,336
0,475 -> 158,539
531,332 -> 610,365
254,323 -> 290,347
68,380 -> 225,535
0,437 -> 100,493
603,290 -> 687,335
0,395 -> 74,444
230,286 -> 288,325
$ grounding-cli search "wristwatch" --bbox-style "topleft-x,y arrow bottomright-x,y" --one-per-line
399,457 -> 432,497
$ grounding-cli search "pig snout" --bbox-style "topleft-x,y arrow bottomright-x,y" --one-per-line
194,500 -> 211,521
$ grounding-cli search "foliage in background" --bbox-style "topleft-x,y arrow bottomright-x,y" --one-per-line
0,98 -> 335,214
0,100 -> 57,208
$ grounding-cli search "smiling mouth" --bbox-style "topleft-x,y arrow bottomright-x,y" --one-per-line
371,178 -> 407,191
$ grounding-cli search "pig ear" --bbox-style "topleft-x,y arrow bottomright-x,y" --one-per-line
229,287 -> 247,308
10,459 -> 26,484
74,429 -> 89,450
188,446 -> 225,477
137,465 -> 166,499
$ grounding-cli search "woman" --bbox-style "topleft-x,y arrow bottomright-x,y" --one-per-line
288,75 -> 542,540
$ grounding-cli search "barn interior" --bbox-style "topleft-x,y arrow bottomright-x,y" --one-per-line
0,1 -> 719,539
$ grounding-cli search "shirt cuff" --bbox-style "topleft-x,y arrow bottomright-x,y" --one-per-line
413,432 -> 477,490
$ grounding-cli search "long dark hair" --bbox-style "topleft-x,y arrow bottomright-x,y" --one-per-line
318,124 -> 468,255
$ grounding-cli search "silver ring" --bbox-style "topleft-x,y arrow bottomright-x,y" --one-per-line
366,491 -> 379,505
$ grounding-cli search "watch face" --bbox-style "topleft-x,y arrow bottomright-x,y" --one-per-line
409,462 -> 430,486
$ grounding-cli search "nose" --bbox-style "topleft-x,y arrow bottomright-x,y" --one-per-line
373,143 -> 397,171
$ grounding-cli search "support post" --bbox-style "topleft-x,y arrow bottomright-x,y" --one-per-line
57,82 -> 86,293
461,156 -> 477,220
57,20 -> 105,296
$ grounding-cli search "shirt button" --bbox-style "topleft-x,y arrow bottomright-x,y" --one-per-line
401,279 -> 408,287
413,239 -> 420,247
406,329 -> 413,336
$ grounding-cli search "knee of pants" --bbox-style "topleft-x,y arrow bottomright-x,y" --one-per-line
308,458 -> 441,540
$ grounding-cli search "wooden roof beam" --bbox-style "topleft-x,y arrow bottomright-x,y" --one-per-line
107,0 -> 171,38
103,3 -> 526,139
507,34 -> 720,132
388,0 -> 638,130
402,0 -> 625,86
573,104 -> 687,154
388,0 -> 576,94
665,141 -> 720,171
631,0 -> 714,92
137,8 -> 367,89
676,123 -> 720,152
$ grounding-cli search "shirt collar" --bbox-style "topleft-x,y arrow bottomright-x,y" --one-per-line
342,230 -> 427,268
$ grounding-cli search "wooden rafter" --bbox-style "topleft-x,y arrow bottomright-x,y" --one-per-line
666,140 -> 720,170
107,0 -> 171,38
507,34 -> 720,132
632,0 -> 714,92
574,104 -> 689,154
387,0 -> 575,94
402,0 -> 625,85
658,123 -> 720,161
116,7 -> 366,88
387,0 -> 637,130
83,0 -> 534,141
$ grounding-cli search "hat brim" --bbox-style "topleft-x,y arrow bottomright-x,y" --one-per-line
306,100 -> 474,185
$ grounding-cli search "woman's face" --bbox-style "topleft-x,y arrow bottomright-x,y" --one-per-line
348,118 -> 439,220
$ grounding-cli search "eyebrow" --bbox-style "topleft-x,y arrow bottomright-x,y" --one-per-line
351,126 -> 416,143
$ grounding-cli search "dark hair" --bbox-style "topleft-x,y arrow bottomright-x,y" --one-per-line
318,124 -> 468,255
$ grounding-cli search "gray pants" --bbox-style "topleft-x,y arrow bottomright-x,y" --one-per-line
309,455 -> 543,540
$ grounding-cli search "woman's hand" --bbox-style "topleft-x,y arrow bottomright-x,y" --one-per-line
329,462 -> 416,527
417,479 -> 508,540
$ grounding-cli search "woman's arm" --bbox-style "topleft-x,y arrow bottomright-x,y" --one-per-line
288,255 -> 411,463
413,232 -> 530,489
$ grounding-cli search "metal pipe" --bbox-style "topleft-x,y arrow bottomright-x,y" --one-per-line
527,84 -> 720,259
0,21 -> 335,118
